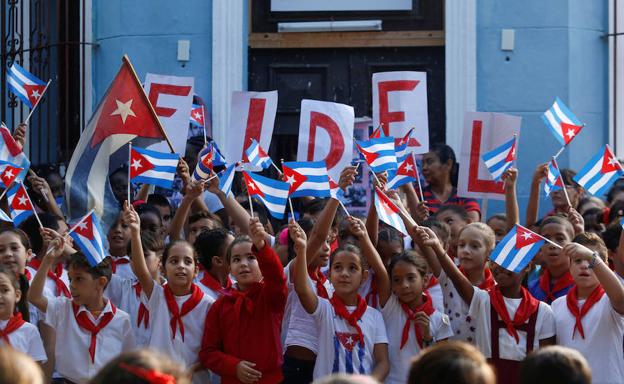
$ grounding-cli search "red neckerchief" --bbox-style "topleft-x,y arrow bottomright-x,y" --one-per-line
133,283 -> 149,329
163,284 -> 204,341
426,275 -> 439,289
329,294 -> 368,347
29,258 -> 70,298
222,284 -> 262,320
566,285 -> 605,339
308,267 -> 329,299
400,293 -> 435,349
489,286 -> 539,343
24,269 -> 31,281
199,272 -> 231,293
118,363 -> 176,384
111,256 -> 130,274
460,267 -> 495,290
365,278 -> 378,308
0,313 -> 25,346
72,302 -> 116,363
539,269 -> 574,303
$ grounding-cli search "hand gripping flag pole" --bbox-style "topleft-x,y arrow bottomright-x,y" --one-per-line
19,181 -> 42,229
551,156 -> 571,208
127,142 -> 132,204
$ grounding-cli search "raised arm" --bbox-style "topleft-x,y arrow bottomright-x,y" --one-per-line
414,226 -> 474,304
292,219 -> 319,315
124,202 -> 154,298
28,174 -> 64,219
249,217 -> 287,311
207,171 -> 253,235
27,231 -> 65,312
502,167 -> 519,230
526,163 -> 548,228
349,216 -> 391,307
401,182 -> 428,224
169,180 -> 204,240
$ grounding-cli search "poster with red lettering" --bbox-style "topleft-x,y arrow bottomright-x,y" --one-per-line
143,73 -> 194,154
457,112 -> 522,200
225,90 -> 278,165
296,99 -> 354,182
372,71 -> 429,154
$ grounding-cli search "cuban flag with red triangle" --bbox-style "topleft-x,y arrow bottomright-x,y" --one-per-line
6,183 -> 34,226
386,154 -> 417,190
189,104 -> 205,127
69,210 -> 107,267
544,159 -> 564,196
356,137 -> 397,173
242,171 -> 290,219
374,187 -> 407,235
482,136 -> 517,181
192,145 -> 214,182
394,128 -> 416,163
542,97 -> 584,146
7,62 -> 47,109
0,161 -> 22,189
573,144 -> 624,196
332,331 -> 367,374
282,160 -> 331,198
130,147 -> 179,189
490,225 -> 546,273
245,139 -> 273,170
0,123 -> 30,182
369,126 -> 384,139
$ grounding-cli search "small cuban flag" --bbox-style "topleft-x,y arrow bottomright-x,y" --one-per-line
69,210 -> 107,267
6,182 -> 34,226
482,136 -> 517,181
210,140 -> 227,168
0,123 -> 30,182
369,125 -> 384,139
328,175 -> 344,201
7,62 -> 47,109
189,104 -> 205,127
219,163 -> 238,197
386,154 -> 418,190
394,128 -> 415,163
356,136 -> 397,173
0,161 -> 22,189
192,145 -> 214,182
242,171 -> 290,219
544,158 -> 564,196
374,186 -> 407,235
245,139 -> 273,170
282,160 -> 331,198
130,147 -> 180,189
542,97 -> 584,146
490,225 -> 545,273
573,144 -> 624,196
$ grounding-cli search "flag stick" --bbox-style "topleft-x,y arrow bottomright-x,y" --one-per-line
201,104 -> 207,147
127,142 -> 132,204
67,208 -> 96,236
551,156 -> 571,208
20,181 -> 43,229
481,197 -> 489,223
337,199 -> 350,217
27,169 -> 49,203
248,193 -> 254,218
369,168 -> 383,189
24,79 -> 52,125
0,182 -> 13,201
271,161 -> 283,176
279,159 -> 296,220
553,146 -> 565,160
413,153 -> 424,202
512,133 -> 518,170
517,224 -> 563,249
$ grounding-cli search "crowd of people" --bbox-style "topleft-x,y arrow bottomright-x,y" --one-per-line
0,124 -> 622,384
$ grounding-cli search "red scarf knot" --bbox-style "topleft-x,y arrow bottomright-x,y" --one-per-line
308,267 -> 329,299
29,258 -> 70,298
111,256 -> 130,274
566,285 -> 605,339
330,294 -> 367,347
118,363 -> 176,384
400,293 -> 435,349
460,267 -> 496,291
489,286 -> 539,344
199,272 -> 231,294
163,284 -> 204,342
539,270 -> 574,303
133,283 -> 149,329
72,302 -> 116,363
0,313 -> 25,346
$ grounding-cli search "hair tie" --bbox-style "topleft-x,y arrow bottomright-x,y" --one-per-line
118,363 -> 176,384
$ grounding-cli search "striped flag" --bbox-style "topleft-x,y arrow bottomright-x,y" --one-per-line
219,163 -> 238,197
356,137 -> 397,173
394,128 -> 415,163
542,98 -> 583,146
245,139 -> 273,170
328,176 -> 344,201
189,104 -> 205,127
192,145 -> 214,182
282,160 -> 331,198
0,123 -> 30,182
0,161 -> 22,189
243,171 -> 290,219
482,136 -> 516,181
6,183 -> 34,226
369,126 -> 384,139
573,145 -> 624,196
544,159 -> 564,196
490,225 -> 545,273
130,147 -> 179,189
69,211 -> 107,267
7,62 -> 47,109
374,187 -> 407,235
386,154 -> 417,190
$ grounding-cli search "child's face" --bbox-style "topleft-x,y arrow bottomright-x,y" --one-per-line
229,242 -> 262,289
550,186 -> 581,210
570,253 -> 599,289
490,262 -> 523,289
0,273 -> 19,319
0,232 -> 30,274
144,250 -> 162,280
107,216 -> 130,256
487,218 -> 507,243
312,238 -> 331,268
68,266 -> 106,307
377,239 -> 403,264
155,205 -> 172,233
391,261 -> 427,305
329,251 -> 366,296
436,211 -> 468,249
457,227 -> 490,271
187,218 -> 216,246
540,223 -> 573,270
140,212 -> 162,239
163,244 -> 198,289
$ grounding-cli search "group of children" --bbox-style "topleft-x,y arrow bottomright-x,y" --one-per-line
1,137 -> 624,384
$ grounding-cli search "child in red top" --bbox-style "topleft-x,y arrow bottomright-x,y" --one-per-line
200,217 -> 287,384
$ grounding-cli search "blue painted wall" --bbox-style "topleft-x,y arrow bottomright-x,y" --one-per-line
476,0 -> 609,220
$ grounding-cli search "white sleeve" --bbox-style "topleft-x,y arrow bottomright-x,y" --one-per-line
312,297 -> 332,324
536,302 -> 556,340
146,282 -> 164,310
44,296 -> 66,328
468,286 -> 489,321
431,311 -> 454,341
27,325 -> 48,363
372,309 -> 389,345
105,274 -> 128,307
381,294 -> 400,316
120,313 -> 137,351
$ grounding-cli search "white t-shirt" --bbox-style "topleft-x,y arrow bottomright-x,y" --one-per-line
282,261 -> 334,354
26,265 -> 70,325
469,287 -> 555,360
109,255 -> 136,281
427,282 -> 444,313
45,297 -> 135,384
312,297 -> 388,379
438,270 -> 475,343
0,319 -> 47,362
105,274 -> 151,346
358,270 -> 380,310
553,293 -> 624,384
381,294 -> 453,384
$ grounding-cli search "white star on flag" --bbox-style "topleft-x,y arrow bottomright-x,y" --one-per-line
194,112 -> 201,119
285,175 -> 296,185
31,89 -> 41,100
609,156 -> 620,167
346,336 -> 353,346
565,128 -> 576,139
131,159 -> 142,171
521,232 -> 533,240
17,195 -> 27,206
77,221 -> 88,231
248,182 -> 256,191
403,163 -> 413,172
110,99 -> 136,124
3,169 -> 13,179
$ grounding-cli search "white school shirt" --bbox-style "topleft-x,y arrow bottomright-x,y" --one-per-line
468,287 -> 555,361
146,284 -> 214,368
105,274 -> 151,346
26,265 -> 70,326
0,319 -> 47,362
282,261 -> 334,353
382,294 -> 453,384
427,282 -> 444,313
358,270 -> 381,309
110,255 -> 136,281
438,270 -> 475,343
312,297 -> 388,379
45,297 -> 135,384
552,293 -> 624,384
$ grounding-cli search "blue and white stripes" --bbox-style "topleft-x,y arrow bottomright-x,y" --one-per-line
573,145 -> 624,196
243,171 -> 290,219
130,147 -> 179,189
490,225 -> 545,273
541,97 -> 583,146
356,137 -> 397,173
282,160 -> 331,198
482,136 -> 516,181
7,62 -> 46,108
